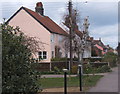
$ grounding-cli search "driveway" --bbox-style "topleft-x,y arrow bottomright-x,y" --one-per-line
88,67 -> 118,92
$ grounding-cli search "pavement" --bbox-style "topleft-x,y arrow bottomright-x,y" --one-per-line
41,73 -> 107,78
41,75 -> 77,78
88,67 -> 118,92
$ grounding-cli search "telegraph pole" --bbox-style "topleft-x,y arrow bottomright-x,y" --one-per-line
68,0 -> 73,71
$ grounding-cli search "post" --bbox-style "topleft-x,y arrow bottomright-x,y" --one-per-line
50,62 -> 52,71
63,69 -> 68,94
78,65 -> 82,91
69,61 -> 70,71
68,0 -> 73,71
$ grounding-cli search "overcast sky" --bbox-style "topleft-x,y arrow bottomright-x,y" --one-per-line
0,0 -> 119,48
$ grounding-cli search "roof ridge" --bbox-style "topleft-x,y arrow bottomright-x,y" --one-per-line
23,7 -> 68,36
7,6 -> 68,36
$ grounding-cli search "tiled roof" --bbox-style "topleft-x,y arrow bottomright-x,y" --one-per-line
75,30 -> 83,38
95,44 -> 103,51
24,7 -> 68,36
93,40 -> 100,44
93,39 -> 106,48
7,7 -> 68,36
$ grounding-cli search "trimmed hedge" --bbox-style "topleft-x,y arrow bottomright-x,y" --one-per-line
83,64 -> 111,74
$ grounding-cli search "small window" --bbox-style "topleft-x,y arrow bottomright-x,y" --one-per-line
52,51 -> 54,58
58,36 -> 63,42
51,34 -> 54,42
38,51 -> 42,59
38,51 -> 47,60
43,51 -> 47,59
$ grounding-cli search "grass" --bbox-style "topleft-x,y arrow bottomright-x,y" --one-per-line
38,75 -> 103,89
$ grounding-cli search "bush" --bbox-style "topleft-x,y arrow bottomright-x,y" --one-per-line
51,57 -> 67,61
2,24 -> 40,93
53,66 -> 61,74
83,64 -> 111,74
40,71 -> 55,74
96,65 -> 111,73
40,66 -> 62,74
102,52 -> 117,67
71,66 -> 78,74
51,57 -> 79,61
83,64 -> 93,74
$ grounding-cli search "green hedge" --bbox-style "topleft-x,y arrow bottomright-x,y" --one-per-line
51,57 -> 79,61
83,64 -> 112,74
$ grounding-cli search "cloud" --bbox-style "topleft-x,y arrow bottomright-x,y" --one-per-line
79,2 -> 118,27
0,1 -> 118,48
0,0 -> 119,2
119,23 -> 120,42
90,24 -> 118,48
44,2 -> 67,24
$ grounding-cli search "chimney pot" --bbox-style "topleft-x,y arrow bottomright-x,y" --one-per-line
35,2 -> 44,16
36,2 -> 43,7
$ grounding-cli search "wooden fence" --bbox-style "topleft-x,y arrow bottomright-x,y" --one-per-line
33,61 -> 109,72
34,61 -> 79,72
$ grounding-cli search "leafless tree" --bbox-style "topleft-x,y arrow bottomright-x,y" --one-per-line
62,0 -> 80,70
62,0 -> 90,68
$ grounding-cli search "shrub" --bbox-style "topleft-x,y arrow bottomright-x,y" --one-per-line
40,71 -> 55,74
102,52 -> 117,67
96,65 -> 111,73
71,66 -> 78,74
83,64 -> 93,74
51,57 -> 67,61
83,64 -> 111,74
53,66 -> 61,74
2,24 -> 40,93
51,57 -> 78,61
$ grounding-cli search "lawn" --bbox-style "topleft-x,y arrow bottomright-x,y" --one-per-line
38,75 -> 103,89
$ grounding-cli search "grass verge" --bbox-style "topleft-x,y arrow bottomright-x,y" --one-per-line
38,75 -> 103,89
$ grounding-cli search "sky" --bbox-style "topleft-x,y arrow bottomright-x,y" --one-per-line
0,0 -> 119,49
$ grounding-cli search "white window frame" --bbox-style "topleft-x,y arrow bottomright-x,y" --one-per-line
38,51 -> 47,60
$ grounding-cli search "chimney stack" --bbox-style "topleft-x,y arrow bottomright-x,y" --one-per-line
35,2 -> 44,16
99,37 -> 101,41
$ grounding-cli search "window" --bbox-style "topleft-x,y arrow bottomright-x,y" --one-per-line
58,35 -> 63,42
52,51 -> 54,58
38,52 -> 42,59
43,51 -> 47,59
38,51 -> 47,60
51,34 -> 54,42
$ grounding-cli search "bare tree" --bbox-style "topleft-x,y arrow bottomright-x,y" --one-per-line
62,1 -> 90,69
62,0 -> 80,70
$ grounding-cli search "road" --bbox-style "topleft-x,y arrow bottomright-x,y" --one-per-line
88,67 -> 118,92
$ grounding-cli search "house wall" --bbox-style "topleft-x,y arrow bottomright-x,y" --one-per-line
83,41 -> 91,58
8,9 -> 51,62
51,33 -> 66,58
